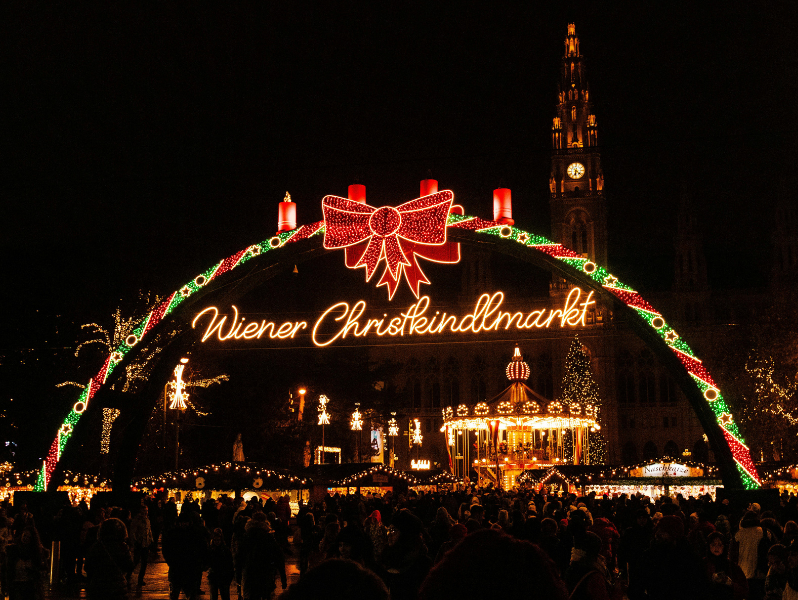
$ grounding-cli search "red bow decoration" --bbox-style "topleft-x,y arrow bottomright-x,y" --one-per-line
322,190 -> 460,299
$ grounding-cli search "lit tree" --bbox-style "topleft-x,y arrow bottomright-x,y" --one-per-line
560,335 -> 606,464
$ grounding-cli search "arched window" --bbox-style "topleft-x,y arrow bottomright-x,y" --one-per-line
412,380 -> 421,409
659,376 -> 676,405
448,379 -> 460,406
430,380 -> 441,408
663,440 -> 679,458
693,439 -> 709,463
643,441 -> 658,460
638,373 -> 655,404
618,372 -> 634,404
567,211 -> 589,254
622,442 -> 638,464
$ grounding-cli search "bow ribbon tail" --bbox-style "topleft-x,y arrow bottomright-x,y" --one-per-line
401,250 -> 431,299
356,237 -> 387,281
377,266 -> 403,300
400,241 -> 461,298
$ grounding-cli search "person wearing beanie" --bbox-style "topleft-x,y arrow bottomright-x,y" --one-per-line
565,531 -> 620,600
434,524 -> 467,564
764,543 -> 788,600
378,509 -> 432,600
619,508 -> 653,599
704,531 -> 747,600
639,514 -> 708,599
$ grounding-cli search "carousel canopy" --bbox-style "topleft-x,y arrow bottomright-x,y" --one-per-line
442,346 -> 598,431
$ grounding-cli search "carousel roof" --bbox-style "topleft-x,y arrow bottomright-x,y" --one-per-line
442,346 -> 598,430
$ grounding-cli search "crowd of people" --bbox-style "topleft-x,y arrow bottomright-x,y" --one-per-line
4,485 -> 798,599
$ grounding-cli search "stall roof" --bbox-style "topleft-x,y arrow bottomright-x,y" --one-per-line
306,463 -> 422,487
410,469 -> 460,486
133,461 -> 312,491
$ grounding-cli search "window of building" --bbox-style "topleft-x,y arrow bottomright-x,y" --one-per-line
639,373 -> 655,404
664,440 -> 679,458
448,380 -> 460,406
622,442 -> 638,464
431,380 -> 441,408
693,439 -> 709,463
412,380 -> 421,409
663,416 -> 669,428
643,441 -> 658,460
659,376 -> 676,406
618,372 -> 634,404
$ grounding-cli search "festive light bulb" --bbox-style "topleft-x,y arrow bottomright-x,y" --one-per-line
351,407 -> 363,431
168,363 -> 188,410
388,414 -> 399,437
412,419 -> 423,446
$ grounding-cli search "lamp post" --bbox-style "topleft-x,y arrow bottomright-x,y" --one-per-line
167,358 -> 189,470
317,395 -> 330,464
350,404 -> 363,462
387,413 -> 399,468
412,418 -> 423,461
297,387 -> 306,422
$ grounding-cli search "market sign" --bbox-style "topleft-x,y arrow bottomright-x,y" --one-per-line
411,459 -> 431,470
633,462 -> 703,478
192,287 -> 595,348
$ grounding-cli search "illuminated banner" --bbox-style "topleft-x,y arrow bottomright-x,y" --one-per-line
411,459 -> 431,470
193,287 -> 595,348
640,463 -> 692,477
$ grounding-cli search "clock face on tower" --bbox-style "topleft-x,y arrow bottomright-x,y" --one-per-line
567,162 -> 585,179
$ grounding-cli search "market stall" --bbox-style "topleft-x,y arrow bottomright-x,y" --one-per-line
132,461 -> 312,514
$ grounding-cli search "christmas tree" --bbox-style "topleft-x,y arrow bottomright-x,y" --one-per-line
561,335 -> 606,464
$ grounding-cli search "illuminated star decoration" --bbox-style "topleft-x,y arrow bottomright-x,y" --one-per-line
665,330 -> 679,343
517,232 -> 529,244
321,191 -> 461,299
603,274 -> 618,286
318,395 -> 330,425
388,415 -> 399,436
719,413 -> 733,426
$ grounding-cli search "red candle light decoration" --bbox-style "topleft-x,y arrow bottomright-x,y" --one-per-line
277,192 -> 296,233
493,188 -> 514,225
348,184 -> 366,204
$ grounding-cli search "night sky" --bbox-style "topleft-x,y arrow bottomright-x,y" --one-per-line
4,3 -> 796,467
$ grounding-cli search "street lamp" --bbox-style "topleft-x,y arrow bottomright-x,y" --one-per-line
167,358 -> 189,470
387,413 -> 399,467
412,418 -> 423,461
317,395 -> 330,464
297,387 -> 307,421
351,404 -> 363,462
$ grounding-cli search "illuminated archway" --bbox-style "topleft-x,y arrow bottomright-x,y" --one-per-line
38,211 -> 761,491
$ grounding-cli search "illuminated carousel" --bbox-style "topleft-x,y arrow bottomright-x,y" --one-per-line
442,346 -> 600,489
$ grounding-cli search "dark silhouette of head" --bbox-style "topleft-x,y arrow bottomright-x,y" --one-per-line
419,529 -> 567,600
279,559 -> 387,600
